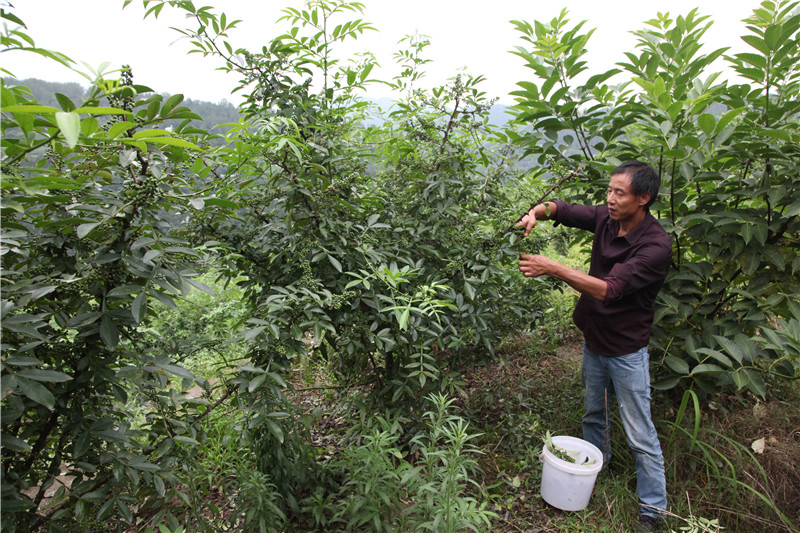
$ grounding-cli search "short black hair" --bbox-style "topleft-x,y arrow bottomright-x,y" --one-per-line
612,160 -> 660,209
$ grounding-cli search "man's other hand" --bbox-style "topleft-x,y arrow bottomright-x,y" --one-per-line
518,254 -> 553,278
515,209 -> 537,237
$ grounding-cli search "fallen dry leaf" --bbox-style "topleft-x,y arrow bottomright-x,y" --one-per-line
751,437 -> 766,454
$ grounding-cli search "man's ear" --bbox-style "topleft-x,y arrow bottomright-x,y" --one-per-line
638,193 -> 651,207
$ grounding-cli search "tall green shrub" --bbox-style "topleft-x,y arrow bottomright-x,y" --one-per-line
148,0 -> 542,410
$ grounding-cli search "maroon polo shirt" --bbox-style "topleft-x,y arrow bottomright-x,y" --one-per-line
553,200 -> 672,357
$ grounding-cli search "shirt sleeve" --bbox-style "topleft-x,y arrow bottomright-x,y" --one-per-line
604,240 -> 671,303
553,200 -> 603,232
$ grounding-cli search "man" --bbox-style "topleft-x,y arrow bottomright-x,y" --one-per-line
517,161 -> 671,533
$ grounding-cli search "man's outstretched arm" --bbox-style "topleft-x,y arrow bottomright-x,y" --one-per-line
518,254 -> 607,301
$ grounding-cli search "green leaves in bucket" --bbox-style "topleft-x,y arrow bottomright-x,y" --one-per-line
544,431 -> 597,466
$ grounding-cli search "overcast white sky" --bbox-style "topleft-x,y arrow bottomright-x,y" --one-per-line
3,0 -> 757,104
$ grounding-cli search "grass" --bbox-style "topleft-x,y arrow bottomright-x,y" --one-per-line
457,330 -> 800,532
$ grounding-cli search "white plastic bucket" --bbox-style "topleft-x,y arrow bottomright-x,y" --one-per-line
540,435 -> 604,511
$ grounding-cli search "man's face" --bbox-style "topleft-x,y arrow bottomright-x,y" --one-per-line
606,172 -> 649,222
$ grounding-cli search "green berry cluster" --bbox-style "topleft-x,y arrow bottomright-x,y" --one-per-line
125,176 -> 162,207
297,260 -> 316,288
327,290 -> 357,311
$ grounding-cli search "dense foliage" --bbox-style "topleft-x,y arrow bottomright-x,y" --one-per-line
1,0 -> 799,531
0,1 -> 539,530
1,37 -> 224,532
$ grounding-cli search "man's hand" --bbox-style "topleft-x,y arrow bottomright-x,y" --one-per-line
518,254 -> 553,278
519,253 -> 608,301
515,209 -> 537,237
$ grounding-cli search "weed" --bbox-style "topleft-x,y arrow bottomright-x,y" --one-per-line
407,394 -> 496,533
235,470 -> 287,533
306,394 -> 496,532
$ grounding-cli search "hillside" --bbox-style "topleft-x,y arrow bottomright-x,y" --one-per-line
3,77 -> 241,133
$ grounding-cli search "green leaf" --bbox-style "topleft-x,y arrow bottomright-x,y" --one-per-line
243,326 -> 266,341
16,376 -> 56,409
160,94 -> 184,117
1,433 -> 31,452
248,373 -> 267,392
157,364 -> 196,381
128,460 -> 161,472
328,254 -> 342,272
690,363 -> 725,375
714,335 -> 745,364
692,348 -> 732,368
55,111 -> 81,148
131,237 -> 156,250
146,136 -> 202,150
759,127 -> 795,142
741,34 -> 768,54
149,289 -> 177,310
3,356 -> 44,367
106,121 -> 136,139
121,139 -> 148,152
117,500 -> 133,523
1,104 -> 61,114
697,114 -> 716,136
132,129 -> 171,139
664,355 -> 690,375
266,419 -> 284,443
397,308 -> 410,330
76,222 -> 101,238
203,198 -> 240,208
186,278 -> 216,296
55,93 -> 76,112
463,281 -> 476,300
74,432 -> 91,458
29,286 -> 57,300
17,369 -> 72,383
154,475 -> 166,496
100,314 -> 120,348
0,10 -> 26,26
743,368 -> 766,398
106,284 -> 145,298
132,292 -> 147,323
741,223 -> 753,245
1,375 -> 18,399
763,25 -> 782,50
652,376 -> 681,390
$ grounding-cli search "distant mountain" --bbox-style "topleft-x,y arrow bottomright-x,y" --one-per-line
3,77 -> 240,135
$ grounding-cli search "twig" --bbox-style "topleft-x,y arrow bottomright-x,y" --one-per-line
290,385 -> 349,392
439,95 -> 461,155
504,165 -> 583,234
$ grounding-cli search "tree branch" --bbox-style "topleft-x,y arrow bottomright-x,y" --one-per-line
504,165 -> 583,233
